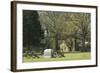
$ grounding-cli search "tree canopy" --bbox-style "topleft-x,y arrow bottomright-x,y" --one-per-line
23,10 -> 91,54
38,11 -> 91,52
23,10 -> 43,49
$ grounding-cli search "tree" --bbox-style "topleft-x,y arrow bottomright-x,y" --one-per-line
70,13 -> 91,51
38,11 -> 74,56
38,11 -> 91,53
23,10 -> 43,50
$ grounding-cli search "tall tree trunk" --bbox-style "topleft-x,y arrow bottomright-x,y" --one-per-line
72,38 -> 75,52
55,34 -> 59,51
82,36 -> 86,51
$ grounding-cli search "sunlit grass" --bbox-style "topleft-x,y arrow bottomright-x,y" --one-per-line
23,52 -> 91,63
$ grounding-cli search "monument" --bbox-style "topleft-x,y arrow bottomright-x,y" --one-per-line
43,49 -> 53,58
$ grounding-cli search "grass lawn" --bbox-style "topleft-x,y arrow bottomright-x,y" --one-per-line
23,52 -> 91,63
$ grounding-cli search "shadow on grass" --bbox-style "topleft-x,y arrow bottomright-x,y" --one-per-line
23,52 -> 91,63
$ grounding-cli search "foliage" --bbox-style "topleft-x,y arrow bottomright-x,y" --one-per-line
23,10 -> 91,56
38,11 -> 91,52
23,10 -> 43,49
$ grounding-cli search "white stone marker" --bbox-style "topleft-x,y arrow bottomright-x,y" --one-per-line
43,49 -> 53,58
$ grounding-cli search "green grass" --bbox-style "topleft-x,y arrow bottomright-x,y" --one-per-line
23,52 -> 91,63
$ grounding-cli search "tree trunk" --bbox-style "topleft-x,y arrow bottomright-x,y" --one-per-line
74,38 -> 77,51
72,38 -> 75,52
55,35 -> 59,51
82,36 -> 86,52
82,40 -> 85,49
